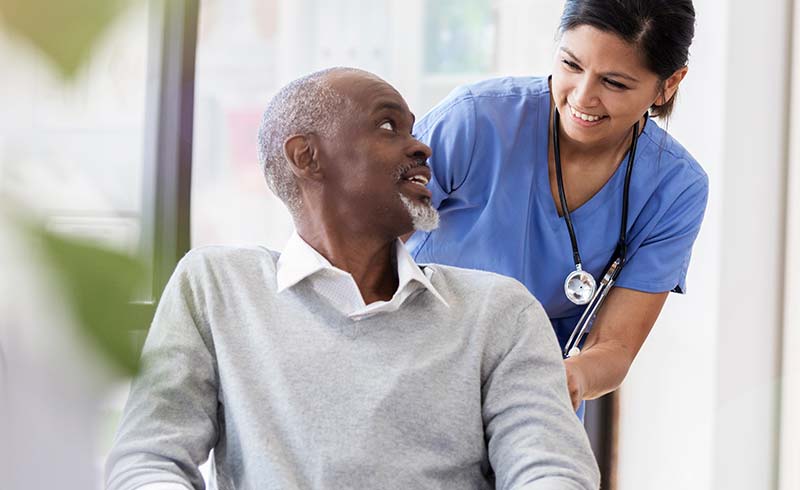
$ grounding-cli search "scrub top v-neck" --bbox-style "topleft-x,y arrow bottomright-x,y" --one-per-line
407,76 -> 708,349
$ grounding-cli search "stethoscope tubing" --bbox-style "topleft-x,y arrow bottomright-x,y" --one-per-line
552,109 -> 584,268
554,109 -> 647,358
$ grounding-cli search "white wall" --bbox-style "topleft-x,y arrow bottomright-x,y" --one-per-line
618,0 -> 792,489
712,1 -> 790,487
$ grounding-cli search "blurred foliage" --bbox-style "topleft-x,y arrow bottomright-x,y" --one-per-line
1,0 -> 149,373
0,0 -> 135,78
31,223 -> 149,376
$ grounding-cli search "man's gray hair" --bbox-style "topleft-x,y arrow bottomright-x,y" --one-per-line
256,67 -> 361,215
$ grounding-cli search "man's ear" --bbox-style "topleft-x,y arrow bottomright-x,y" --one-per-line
283,134 -> 323,181
655,66 -> 689,106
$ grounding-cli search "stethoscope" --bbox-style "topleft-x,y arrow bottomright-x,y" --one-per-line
552,107 -> 644,359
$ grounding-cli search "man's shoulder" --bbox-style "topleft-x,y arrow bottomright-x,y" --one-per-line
423,263 -> 537,305
420,264 -> 551,352
178,244 -> 280,279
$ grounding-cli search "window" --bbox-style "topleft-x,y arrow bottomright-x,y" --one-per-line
190,0 -> 561,248
424,0 -> 496,75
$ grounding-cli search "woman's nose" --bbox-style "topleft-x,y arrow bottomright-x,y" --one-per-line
572,76 -> 600,108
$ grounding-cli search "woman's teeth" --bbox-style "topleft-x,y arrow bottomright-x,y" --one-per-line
570,106 -> 604,122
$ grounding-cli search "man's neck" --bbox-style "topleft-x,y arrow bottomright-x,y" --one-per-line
295,222 -> 399,304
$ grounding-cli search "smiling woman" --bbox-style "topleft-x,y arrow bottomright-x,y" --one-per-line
405,1 -> 706,486
548,25 -> 687,215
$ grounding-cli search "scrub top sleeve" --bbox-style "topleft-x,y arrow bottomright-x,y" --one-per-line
413,86 -> 478,210
616,172 -> 709,294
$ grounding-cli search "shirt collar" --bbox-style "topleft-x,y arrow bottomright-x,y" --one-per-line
276,231 -> 334,293
394,236 -> 449,308
276,231 -> 448,308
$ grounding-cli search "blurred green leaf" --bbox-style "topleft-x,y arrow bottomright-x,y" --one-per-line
0,0 -> 134,78
31,225 -> 149,376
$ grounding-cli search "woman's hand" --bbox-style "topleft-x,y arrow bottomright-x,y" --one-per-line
564,359 -> 587,411
561,287 -> 669,408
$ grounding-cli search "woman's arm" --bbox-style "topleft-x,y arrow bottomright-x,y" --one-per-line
563,287 -> 668,409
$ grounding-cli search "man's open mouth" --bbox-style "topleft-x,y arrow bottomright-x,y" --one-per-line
398,164 -> 433,201
404,174 -> 429,188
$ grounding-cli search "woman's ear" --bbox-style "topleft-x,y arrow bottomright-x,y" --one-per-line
283,134 -> 323,181
655,66 -> 689,106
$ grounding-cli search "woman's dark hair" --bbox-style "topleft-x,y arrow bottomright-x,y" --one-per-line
559,0 -> 695,119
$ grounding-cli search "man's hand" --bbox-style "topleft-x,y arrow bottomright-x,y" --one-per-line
564,359 -> 587,411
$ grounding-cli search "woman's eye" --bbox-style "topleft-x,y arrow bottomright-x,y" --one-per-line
562,59 -> 580,71
604,78 -> 628,90
379,120 -> 396,131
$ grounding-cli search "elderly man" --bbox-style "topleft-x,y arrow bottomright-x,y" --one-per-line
106,67 -> 600,490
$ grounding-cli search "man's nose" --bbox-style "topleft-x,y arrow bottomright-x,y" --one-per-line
409,137 -> 432,162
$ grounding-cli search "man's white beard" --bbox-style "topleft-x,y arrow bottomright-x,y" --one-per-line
399,194 -> 439,232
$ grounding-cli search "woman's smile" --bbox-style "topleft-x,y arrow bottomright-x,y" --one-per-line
567,103 -> 609,127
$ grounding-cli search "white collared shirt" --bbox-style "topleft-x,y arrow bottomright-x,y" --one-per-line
276,232 -> 448,320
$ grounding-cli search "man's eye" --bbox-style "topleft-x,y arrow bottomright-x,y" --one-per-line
379,120 -> 396,131
562,59 -> 580,71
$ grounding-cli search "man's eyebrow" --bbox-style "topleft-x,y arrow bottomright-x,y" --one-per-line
372,101 -> 404,115
559,47 -> 640,83
372,100 -> 415,125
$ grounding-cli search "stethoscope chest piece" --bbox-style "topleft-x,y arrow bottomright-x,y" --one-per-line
564,268 -> 596,305
553,107 -> 645,358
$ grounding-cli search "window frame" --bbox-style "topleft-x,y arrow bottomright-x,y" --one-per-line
139,0 -> 199,317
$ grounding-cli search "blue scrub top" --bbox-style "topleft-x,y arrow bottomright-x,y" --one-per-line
408,76 -> 708,349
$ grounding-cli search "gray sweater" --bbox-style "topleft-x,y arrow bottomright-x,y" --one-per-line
106,246 -> 600,490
